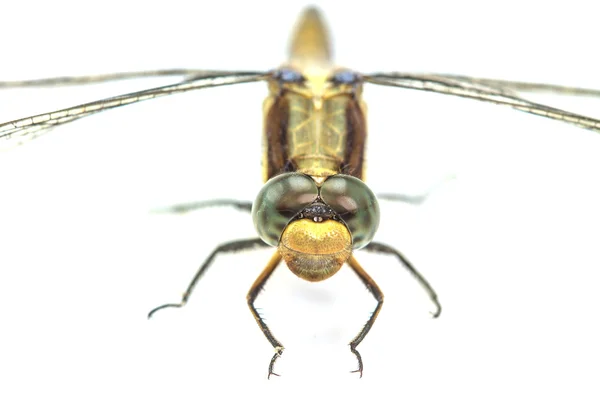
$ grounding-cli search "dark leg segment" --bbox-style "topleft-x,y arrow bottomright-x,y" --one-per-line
365,242 -> 441,318
147,238 -> 268,318
151,199 -> 253,214
246,252 -> 284,379
346,255 -> 384,378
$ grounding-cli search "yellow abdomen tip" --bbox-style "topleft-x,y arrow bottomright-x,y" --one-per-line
289,6 -> 332,68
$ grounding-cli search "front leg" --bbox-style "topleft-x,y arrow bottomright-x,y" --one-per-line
247,252 -> 285,379
346,255 -> 384,378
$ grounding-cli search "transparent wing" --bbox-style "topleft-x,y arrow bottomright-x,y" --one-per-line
432,75 -> 600,97
0,69 -> 253,88
0,71 -> 270,149
364,73 -> 600,134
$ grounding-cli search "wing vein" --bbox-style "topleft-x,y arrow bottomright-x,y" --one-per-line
0,71 -> 270,149
364,73 -> 600,134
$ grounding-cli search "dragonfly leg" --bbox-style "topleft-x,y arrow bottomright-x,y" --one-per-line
378,174 -> 456,205
246,252 -> 285,379
365,242 -> 441,318
147,238 -> 268,318
346,255 -> 384,378
377,193 -> 429,205
151,199 -> 252,214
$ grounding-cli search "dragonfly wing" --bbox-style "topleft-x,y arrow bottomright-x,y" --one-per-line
0,69 -> 262,88
430,75 -> 600,98
0,71 -> 270,149
364,73 -> 600,134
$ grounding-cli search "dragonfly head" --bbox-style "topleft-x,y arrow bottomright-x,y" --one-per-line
252,173 -> 380,282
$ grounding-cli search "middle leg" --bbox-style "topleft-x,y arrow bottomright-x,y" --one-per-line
148,238 -> 268,318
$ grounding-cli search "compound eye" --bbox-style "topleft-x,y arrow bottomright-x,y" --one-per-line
276,67 -> 306,83
329,69 -> 360,85
252,173 -> 319,246
320,175 -> 380,249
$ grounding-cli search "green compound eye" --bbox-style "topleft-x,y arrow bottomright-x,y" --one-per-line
252,173 -> 319,246
320,174 -> 380,249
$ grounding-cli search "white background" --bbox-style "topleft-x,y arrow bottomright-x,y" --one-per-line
1,0 -> 600,399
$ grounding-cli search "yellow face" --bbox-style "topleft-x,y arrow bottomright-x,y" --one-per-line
278,219 -> 352,282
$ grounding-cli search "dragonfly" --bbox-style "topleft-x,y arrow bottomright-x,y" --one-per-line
1,6 -> 599,380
